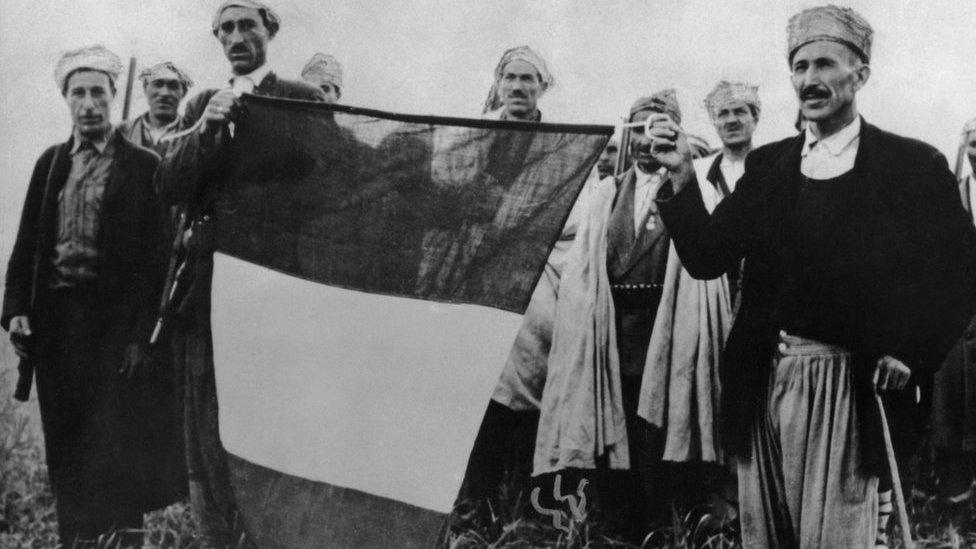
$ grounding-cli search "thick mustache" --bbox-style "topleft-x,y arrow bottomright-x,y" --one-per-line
229,45 -> 251,54
724,123 -> 743,131
507,91 -> 528,99
800,86 -> 830,100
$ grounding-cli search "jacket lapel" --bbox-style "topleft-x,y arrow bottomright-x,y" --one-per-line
100,131 -> 129,210
606,169 -> 636,274
39,140 -> 74,236
622,200 -> 668,274
606,167 -> 669,277
255,71 -> 278,96
706,153 -> 732,198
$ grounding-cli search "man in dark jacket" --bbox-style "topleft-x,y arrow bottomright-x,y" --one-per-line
153,2 -> 325,546
646,5 -> 976,547
3,44 -> 184,546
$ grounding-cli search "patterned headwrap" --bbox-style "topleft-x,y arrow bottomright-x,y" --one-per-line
629,89 -> 682,125
138,62 -> 194,92
212,0 -> 281,37
482,45 -> 554,114
301,53 -> 343,90
787,5 -> 873,64
55,44 -> 124,94
963,117 -> 976,136
703,80 -> 760,119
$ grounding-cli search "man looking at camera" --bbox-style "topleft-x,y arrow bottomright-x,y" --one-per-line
154,1 -> 325,545
120,61 -> 194,155
3,45 -> 183,547
482,45 -> 553,121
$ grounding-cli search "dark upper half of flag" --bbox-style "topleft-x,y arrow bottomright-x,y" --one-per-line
216,95 -> 612,313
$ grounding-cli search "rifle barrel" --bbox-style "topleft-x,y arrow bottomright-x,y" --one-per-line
122,57 -> 137,121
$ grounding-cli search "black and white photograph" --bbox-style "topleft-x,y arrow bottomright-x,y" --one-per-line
2,1 -> 976,547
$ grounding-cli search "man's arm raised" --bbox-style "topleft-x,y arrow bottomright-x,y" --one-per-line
649,112 -> 756,279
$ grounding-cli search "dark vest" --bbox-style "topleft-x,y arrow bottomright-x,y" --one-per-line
606,168 -> 670,383
606,169 -> 670,286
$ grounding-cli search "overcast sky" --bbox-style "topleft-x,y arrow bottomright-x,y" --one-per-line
3,0 -> 976,247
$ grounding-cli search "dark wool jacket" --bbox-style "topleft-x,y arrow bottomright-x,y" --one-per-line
2,130 -> 167,343
151,72 -> 326,315
155,71 -> 326,207
658,119 -> 976,466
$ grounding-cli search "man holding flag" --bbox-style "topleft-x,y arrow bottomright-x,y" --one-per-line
154,1 -> 325,545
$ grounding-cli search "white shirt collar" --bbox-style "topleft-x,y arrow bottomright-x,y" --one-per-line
720,154 -> 743,168
802,116 -> 861,158
230,63 -> 272,93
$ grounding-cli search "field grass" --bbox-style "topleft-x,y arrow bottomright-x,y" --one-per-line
2,337 -> 975,548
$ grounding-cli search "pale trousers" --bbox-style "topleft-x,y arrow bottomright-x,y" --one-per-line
738,333 -> 878,548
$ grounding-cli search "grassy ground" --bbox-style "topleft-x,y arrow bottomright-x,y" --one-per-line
2,336 -> 975,548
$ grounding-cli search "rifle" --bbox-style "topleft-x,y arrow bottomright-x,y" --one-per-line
122,57 -> 137,121
13,353 -> 33,402
149,258 -> 189,348
148,210 -> 193,351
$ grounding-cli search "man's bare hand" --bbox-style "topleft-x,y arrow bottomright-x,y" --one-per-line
120,343 -> 149,379
873,355 -> 911,391
200,90 -> 243,135
9,315 -> 31,358
645,113 -> 694,192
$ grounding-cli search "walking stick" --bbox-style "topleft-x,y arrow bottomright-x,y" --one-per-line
875,393 -> 915,549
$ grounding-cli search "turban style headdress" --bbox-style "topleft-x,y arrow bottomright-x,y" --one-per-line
787,4 -> 873,64
301,53 -> 344,90
212,0 -> 281,37
55,44 -> 124,94
482,45 -> 553,114
630,88 -> 682,126
703,80 -> 760,119
138,62 -> 194,92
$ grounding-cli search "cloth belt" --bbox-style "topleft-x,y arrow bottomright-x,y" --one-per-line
776,330 -> 849,357
610,283 -> 664,310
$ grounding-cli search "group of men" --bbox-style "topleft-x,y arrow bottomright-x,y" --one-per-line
5,1 -> 976,548
458,5 -> 976,549
2,1 -> 344,546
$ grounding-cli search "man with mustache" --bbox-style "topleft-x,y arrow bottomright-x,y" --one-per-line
120,62 -> 194,155
527,91 -> 730,541
154,2 -> 326,546
482,45 -> 552,121
646,5 -> 976,547
456,45 -> 557,522
696,81 -> 759,198
693,80 -> 760,309
3,45 -> 184,546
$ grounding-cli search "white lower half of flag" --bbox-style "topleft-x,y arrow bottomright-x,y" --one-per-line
211,252 -> 521,515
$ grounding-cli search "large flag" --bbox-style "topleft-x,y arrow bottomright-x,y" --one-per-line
211,95 -> 610,547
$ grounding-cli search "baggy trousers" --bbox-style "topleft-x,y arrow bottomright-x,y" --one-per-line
737,333 -> 878,548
